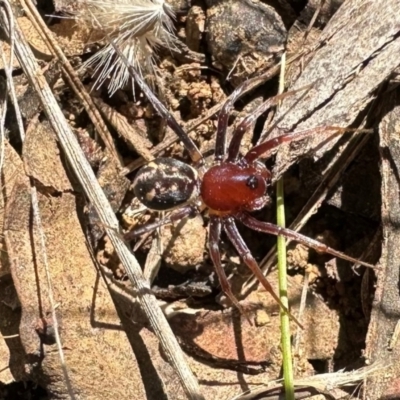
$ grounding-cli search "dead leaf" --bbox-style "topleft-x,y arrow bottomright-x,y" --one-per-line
23,117 -> 72,192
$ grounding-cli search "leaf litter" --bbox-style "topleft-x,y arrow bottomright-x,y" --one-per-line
1,0 -> 398,399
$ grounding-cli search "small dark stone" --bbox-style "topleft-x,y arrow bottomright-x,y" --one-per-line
206,0 -> 287,85
35,317 -> 57,346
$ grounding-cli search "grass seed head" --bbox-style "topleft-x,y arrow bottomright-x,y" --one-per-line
76,0 -> 177,94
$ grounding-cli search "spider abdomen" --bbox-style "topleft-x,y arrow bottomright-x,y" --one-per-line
133,158 -> 200,211
201,162 -> 271,213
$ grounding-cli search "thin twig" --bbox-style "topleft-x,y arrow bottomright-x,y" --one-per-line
20,0 -> 121,165
30,186 -> 76,399
1,333 -> 19,339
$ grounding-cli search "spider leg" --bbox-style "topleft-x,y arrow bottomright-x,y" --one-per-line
235,212 -> 375,269
227,85 -> 313,162
245,126 -> 372,163
124,204 -> 199,241
208,216 -> 247,315
215,85 -> 245,161
214,78 -> 287,161
94,22 -> 203,164
224,217 -> 303,328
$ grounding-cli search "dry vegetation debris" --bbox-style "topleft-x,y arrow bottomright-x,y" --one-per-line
0,0 -> 400,399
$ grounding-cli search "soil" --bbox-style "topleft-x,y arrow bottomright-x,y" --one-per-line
1,0 -> 399,399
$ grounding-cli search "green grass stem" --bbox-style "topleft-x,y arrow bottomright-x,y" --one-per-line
276,177 -> 295,400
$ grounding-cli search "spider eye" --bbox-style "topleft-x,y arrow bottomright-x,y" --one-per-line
246,175 -> 259,190
133,158 -> 200,211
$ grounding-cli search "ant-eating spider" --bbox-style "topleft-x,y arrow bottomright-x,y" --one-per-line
104,35 -> 374,325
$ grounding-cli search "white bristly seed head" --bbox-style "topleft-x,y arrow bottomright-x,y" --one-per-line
76,0 -> 177,94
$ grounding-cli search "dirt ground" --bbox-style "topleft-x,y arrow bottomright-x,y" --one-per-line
1,0 -> 400,399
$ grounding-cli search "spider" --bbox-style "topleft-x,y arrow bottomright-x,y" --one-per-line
106,38 -> 374,323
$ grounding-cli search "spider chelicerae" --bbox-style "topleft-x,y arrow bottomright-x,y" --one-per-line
108,40 -> 373,323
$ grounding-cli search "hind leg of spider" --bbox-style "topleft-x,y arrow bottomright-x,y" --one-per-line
224,217 -> 303,329
236,212 -> 375,269
208,216 -> 252,321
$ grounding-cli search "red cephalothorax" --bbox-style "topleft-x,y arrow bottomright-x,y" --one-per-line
201,162 -> 271,213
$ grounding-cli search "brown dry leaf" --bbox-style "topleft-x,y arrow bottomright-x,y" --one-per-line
13,16 -> 53,61
3,142 -> 147,398
170,307 -> 281,366
95,152 -> 130,212
0,143 -> 25,384
168,269 -> 338,381
23,117 -> 72,192
254,273 -> 340,365
0,141 -> 26,278
0,277 -> 21,385
0,143 -> 19,385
